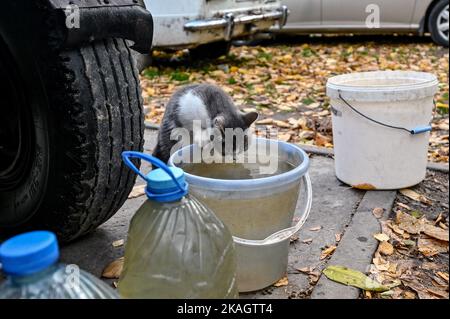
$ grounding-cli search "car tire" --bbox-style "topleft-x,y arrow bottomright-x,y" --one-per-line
0,38 -> 144,242
428,0 -> 449,47
189,41 -> 232,60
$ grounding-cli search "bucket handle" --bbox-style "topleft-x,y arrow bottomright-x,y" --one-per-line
336,90 -> 432,135
121,151 -> 188,198
233,172 -> 313,246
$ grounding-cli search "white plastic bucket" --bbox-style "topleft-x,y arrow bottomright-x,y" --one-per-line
327,71 -> 439,190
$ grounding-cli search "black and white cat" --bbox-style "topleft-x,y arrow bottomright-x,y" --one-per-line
153,84 -> 258,163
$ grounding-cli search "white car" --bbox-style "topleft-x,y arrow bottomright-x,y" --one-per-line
273,0 -> 449,47
144,0 -> 288,58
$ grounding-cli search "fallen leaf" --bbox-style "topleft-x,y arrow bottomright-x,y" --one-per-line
426,288 -> 449,299
290,234 -> 299,243
297,267 -> 314,274
402,239 -> 416,247
395,211 -> 425,234
309,271 -> 321,284
423,224 -> 449,241
256,118 -> 273,125
112,239 -> 124,248
274,276 -> 289,287
434,212 -> 443,224
402,279 -> 439,299
128,184 -> 146,199
403,291 -> 416,299
372,207 -> 385,219
379,241 -> 394,256
374,233 -> 390,242
320,245 -> 337,260
278,133 -> 292,142
273,120 -> 291,128
315,133 -> 332,147
102,257 -> 124,279
397,202 -> 412,210
437,272 -> 449,282
417,237 -> 448,257
399,189 -> 432,205
323,265 -> 390,292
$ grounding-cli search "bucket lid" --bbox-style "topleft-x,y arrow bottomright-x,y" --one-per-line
0,231 -> 59,276
122,151 -> 188,203
326,71 -> 439,102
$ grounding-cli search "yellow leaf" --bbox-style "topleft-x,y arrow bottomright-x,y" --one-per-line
274,276 -> 289,287
320,245 -> 337,260
323,265 -> 389,292
230,66 -> 239,73
436,102 -> 448,109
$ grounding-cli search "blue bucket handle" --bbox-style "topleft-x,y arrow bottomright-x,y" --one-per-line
121,151 -> 187,198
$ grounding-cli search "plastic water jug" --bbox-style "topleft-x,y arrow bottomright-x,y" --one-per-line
118,152 -> 238,299
0,231 -> 118,299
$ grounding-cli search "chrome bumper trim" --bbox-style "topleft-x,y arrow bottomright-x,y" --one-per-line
184,6 -> 289,32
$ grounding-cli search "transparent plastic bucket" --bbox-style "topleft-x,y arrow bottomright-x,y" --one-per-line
169,138 -> 312,292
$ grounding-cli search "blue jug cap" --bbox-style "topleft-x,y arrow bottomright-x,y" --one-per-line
122,151 -> 188,203
0,231 -> 59,276
145,167 -> 187,202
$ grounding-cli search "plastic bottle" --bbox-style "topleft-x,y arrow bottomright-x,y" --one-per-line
0,231 -> 118,299
118,152 -> 238,299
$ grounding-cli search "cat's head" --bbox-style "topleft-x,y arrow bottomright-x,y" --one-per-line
212,111 -> 258,156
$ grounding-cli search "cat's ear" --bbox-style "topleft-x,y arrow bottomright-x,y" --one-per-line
213,115 -> 226,131
242,112 -> 258,127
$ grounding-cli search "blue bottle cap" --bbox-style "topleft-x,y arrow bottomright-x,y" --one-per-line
0,231 -> 59,276
122,151 -> 188,203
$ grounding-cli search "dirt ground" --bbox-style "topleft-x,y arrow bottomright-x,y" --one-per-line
366,170 -> 449,299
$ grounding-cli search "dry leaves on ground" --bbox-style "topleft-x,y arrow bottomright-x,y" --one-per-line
141,40 -> 448,163
366,210 -> 449,299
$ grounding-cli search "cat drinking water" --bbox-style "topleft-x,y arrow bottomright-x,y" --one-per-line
153,84 -> 258,163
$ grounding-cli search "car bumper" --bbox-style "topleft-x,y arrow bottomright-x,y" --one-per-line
184,6 -> 288,41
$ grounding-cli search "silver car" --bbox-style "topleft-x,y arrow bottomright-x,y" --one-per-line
274,0 -> 449,46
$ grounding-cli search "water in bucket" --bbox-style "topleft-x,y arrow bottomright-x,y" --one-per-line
0,231 -> 118,299
118,152 -> 238,299
181,160 -> 299,240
